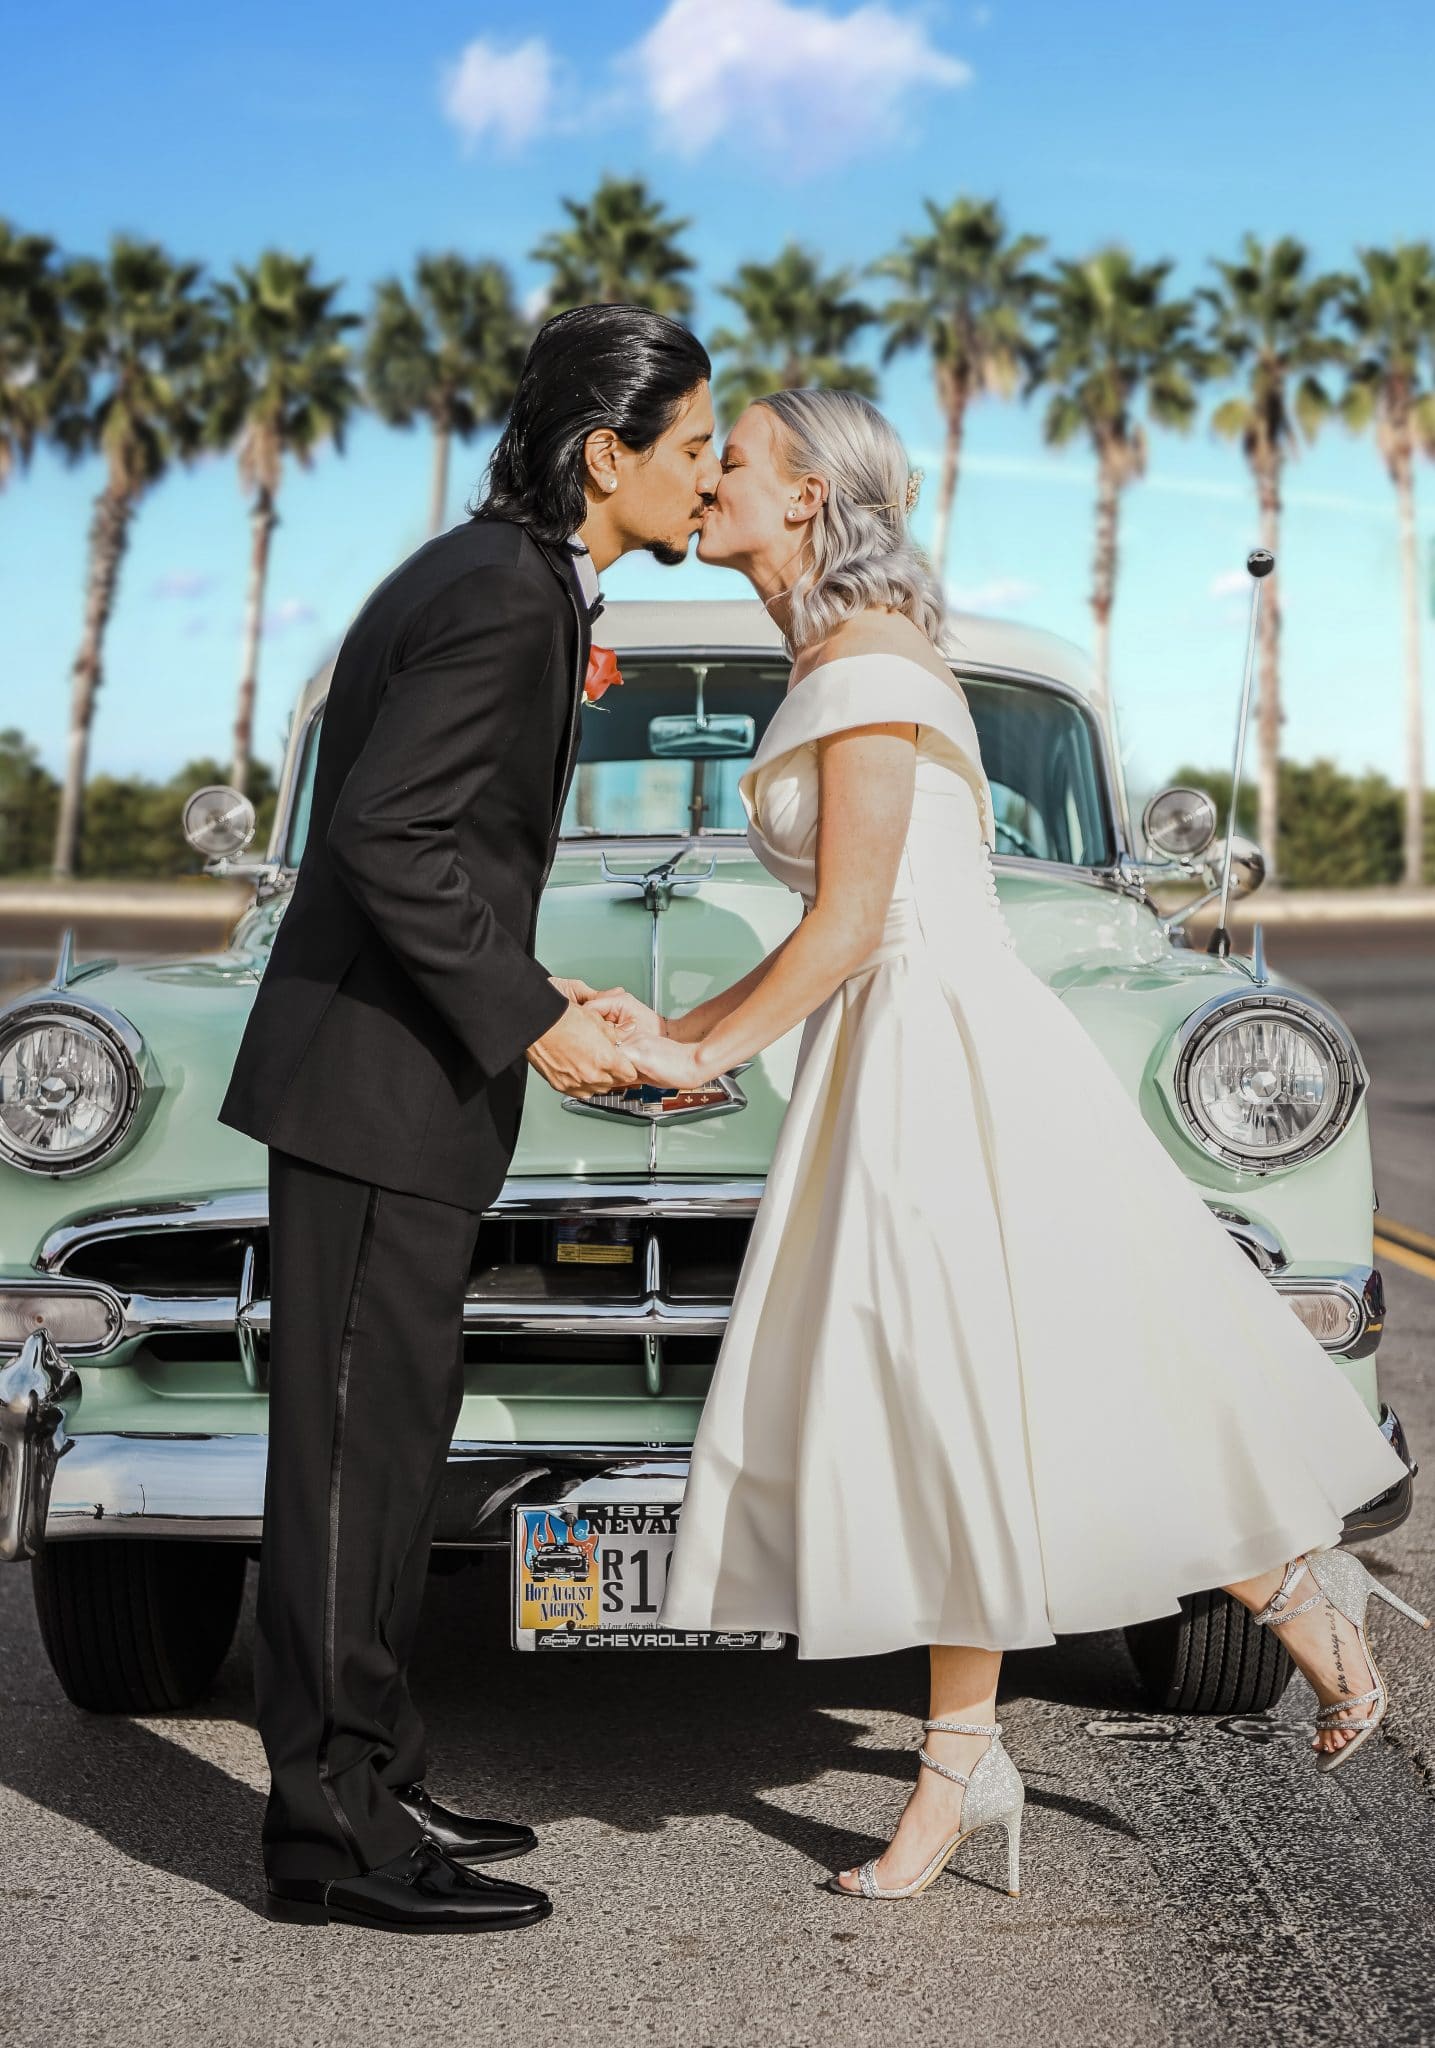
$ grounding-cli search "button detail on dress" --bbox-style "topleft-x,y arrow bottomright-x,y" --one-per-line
980,842 -> 1018,952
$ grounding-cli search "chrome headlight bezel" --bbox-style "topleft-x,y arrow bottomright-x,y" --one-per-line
0,994 -> 162,1178
1171,987 -> 1367,1174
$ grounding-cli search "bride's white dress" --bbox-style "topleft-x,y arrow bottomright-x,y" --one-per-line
658,652 -> 1407,1657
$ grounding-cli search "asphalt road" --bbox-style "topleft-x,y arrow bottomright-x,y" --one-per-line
0,928 -> 1431,2046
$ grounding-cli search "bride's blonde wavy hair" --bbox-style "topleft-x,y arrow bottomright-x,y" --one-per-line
755,388 -> 947,654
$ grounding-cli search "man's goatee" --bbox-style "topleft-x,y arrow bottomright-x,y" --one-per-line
647,540 -> 690,568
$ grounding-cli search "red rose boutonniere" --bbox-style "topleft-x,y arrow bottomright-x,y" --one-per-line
584,643 -> 623,707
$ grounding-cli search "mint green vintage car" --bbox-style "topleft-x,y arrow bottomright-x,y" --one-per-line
0,600 -> 1413,1716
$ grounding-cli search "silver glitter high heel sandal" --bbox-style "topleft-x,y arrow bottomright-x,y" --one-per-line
829,1720 -> 1024,1899
1251,1547 -> 1431,1774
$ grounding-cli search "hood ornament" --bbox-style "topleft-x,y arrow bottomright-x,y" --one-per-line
563,1069 -> 749,1125
599,846 -> 716,910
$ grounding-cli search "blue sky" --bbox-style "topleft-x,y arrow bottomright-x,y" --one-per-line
3,0 -> 1432,806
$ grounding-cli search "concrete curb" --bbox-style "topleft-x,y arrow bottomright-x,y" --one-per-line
0,882 -> 251,921
2,879 -> 1434,925
1171,891 -> 1435,926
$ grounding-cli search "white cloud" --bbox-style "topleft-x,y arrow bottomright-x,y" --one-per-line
1209,568 -> 1248,600
439,35 -> 560,153
153,570 -> 214,601
437,5 -> 968,169
635,0 -> 970,169
262,599 -> 317,637
948,576 -> 1040,614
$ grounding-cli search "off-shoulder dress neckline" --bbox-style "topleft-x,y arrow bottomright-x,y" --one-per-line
784,648 -> 971,715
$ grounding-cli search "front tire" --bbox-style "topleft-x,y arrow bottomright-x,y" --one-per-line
32,1540 -> 246,1713
1124,1588 -> 1293,1714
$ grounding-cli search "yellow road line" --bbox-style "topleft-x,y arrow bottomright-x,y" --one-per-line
1376,1215 -> 1435,1257
1374,1234 -> 1435,1282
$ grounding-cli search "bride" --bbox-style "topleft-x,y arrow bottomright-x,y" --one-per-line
582,387 -> 1423,1901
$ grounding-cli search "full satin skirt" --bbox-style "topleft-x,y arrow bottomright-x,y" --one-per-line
659,914 -> 1406,1657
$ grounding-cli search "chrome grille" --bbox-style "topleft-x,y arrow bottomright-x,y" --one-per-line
42,1183 -> 764,1393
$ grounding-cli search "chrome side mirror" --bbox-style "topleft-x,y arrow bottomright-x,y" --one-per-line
1141,785 -> 1217,862
1160,830 -> 1266,936
182,785 -> 256,861
1224,832 -> 1266,899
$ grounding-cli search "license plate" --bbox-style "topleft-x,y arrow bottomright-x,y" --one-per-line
511,1499 -> 784,1651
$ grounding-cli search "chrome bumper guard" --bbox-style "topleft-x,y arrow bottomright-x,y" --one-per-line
0,1328 -> 81,1563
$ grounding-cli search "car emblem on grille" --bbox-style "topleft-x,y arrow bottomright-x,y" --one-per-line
562,1071 -> 748,1123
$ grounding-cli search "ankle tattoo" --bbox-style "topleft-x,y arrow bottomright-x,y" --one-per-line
1328,1615 -> 1351,1698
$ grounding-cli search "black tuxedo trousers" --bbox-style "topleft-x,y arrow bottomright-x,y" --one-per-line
257,1147 -> 485,1880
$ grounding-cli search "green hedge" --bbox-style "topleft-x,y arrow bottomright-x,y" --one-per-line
0,730 -> 278,878
1168,760 -> 1434,887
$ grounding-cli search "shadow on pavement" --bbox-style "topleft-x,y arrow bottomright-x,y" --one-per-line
0,1554 -> 1144,1918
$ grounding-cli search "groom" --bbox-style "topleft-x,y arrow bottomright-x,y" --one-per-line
218,304 -> 719,1933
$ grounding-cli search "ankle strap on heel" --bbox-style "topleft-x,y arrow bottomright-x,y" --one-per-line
918,1720 -> 1000,1787
1252,1558 -> 1323,1628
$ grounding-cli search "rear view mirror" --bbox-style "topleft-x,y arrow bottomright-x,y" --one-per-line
648,713 -> 755,760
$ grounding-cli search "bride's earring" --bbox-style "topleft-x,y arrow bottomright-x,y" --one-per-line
603,476 -> 617,492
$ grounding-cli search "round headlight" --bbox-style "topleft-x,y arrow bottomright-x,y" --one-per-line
0,1004 -> 144,1173
1174,992 -> 1365,1170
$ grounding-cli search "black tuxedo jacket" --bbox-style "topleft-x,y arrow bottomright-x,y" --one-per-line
217,515 -> 593,1208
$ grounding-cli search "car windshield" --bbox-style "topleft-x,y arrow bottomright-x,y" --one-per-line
282,658 -> 1113,869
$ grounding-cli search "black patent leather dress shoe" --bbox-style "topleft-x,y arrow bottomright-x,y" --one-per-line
392,1781 -> 538,1864
265,1842 -> 551,1932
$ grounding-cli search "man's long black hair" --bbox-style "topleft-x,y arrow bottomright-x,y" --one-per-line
473,303 -> 711,547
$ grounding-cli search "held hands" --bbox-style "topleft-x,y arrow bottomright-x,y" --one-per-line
528,978 -> 712,1095
526,977 -> 639,1097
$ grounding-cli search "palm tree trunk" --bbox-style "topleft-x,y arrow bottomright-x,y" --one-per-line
930,398 -> 966,579
232,489 -> 277,796
1393,443 -> 1425,887
429,420 -> 451,536
52,484 -> 131,879
1255,458 -> 1283,886
1089,451 -> 1121,729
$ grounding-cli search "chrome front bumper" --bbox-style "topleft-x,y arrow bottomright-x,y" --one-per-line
44,1435 -> 691,1548
38,1403 -> 1417,1551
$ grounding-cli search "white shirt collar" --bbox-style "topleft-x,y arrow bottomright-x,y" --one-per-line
565,534 -> 601,607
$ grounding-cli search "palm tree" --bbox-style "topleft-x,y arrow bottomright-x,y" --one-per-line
1337,243 -> 1435,889
532,175 -> 695,318
0,219 -> 65,497
364,255 -> 527,536
1032,248 -> 1207,726
711,244 -> 877,425
50,237 -> 211,878
872,198 -> 1046,575
206,251 -> 360,794
1200,236 -> 1345,882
